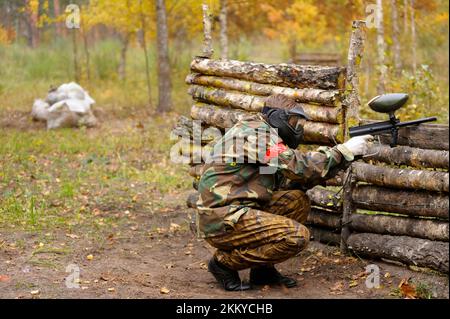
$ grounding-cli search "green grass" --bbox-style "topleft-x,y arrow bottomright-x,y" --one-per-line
0,115 -> 190,232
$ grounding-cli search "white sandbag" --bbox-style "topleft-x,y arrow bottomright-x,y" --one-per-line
46,102 -> 80,129
57,82 -> 86,100
31,99 -> 50,122
31,82 -> 98,129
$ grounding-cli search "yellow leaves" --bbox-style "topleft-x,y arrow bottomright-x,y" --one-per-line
86,254 -> 94,261
261,0 -> 330,51
160,287 -> 170,294
398,278 -> 418,299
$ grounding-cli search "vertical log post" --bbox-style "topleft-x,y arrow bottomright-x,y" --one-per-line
343,20 -> 366,140
202,3 -> 214,58
340,166 -> 356,253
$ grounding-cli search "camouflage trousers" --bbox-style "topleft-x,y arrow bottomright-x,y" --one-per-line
206,190 -> 311,271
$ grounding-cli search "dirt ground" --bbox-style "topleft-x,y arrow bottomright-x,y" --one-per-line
0,190 -> 448,299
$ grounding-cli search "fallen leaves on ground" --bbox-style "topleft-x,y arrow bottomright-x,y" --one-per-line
398,278 -> 417,299
329,281 -> 344,295
0,275 -> 10,282
160,287 -> 170,294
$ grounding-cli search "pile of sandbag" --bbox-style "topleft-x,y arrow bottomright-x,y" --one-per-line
31,82 -> 98,129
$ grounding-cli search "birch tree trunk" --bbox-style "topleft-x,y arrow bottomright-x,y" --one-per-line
376,0 -> 386,94
156,0 -> 172,112
140,0 -> 153,108
410,0 -> 417,74
390,0 -> 402,75
202,3 -> 214,58
219,0 -> 228,59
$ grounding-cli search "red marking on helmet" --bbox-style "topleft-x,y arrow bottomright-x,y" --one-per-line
264,142 -> 288,161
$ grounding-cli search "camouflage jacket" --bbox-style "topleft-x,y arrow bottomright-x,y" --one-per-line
196,114 -> 353,237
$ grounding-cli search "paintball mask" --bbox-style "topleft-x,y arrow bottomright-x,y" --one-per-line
261,105 -> 310,149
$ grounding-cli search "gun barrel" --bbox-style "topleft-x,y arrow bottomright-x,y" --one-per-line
349,116 -> 437,137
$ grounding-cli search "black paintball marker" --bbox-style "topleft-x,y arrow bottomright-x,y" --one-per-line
349,93 -> 437,147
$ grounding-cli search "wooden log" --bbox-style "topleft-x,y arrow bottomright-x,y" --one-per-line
361,120 -> 449,151
190,57 -> 346,90
343,20 -> 366,137
186,74 -> 342,106
306,208 -> 341,230
341,166 -> 356,253
188,85 -> 344,124
190,103 -> 343,144
172,115 -> 219,145
364,144 -> 449,169
352,162 -> 449,192
306,186 -> 341,209
350,213 -> 449,241
309,226 -> 341,245
353,185 -> 449,219
190,102 -> 254,129
325,170 -> 345,186
347,233 -> 449,273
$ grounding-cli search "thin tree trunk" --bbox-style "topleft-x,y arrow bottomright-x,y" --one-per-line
410,0 -> 417,74
403,0 -> 408,33
27,0 -> 39,47
376,0 -> 386,94
53,0 -> 63,37
156,0 -> 172,112
202,3 -> 213,58
219,0 -> 228,59
139,0 -> 153,108
72,29 -> 80,83
390,0 -> 402,75
118,33 -> 130,81
82,26 -> 91,82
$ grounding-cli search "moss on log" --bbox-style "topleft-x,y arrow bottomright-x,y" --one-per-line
190,103 -> 343,144
188,85 -> 344,124
353,185 -> 449,219
364,144 -> 449,169
190,57 -> 346,90
347,233 -> 449,273
352,162 -> 449,192
306,186 -> 342,210
186,74 -> 342,106
350,213 -> 449,241
360,120 -> 449,151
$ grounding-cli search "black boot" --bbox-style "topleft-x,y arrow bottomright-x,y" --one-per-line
250,265 -> 297,288
208,258 -> 251,291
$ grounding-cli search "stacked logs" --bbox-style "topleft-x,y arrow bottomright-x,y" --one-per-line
306,186 -> 343,245
180,56 -> 352,242
186,57 -> 348,146
342,124 -> 450,273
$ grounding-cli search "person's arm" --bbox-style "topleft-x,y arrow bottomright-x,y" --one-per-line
263,136 -> 372,185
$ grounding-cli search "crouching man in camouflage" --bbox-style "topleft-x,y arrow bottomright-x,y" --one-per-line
196,94 -> 372,291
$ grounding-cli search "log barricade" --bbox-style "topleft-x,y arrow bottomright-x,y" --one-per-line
176,21 -> 363,247
175,19 -> 449,273
342,123 -> 449,273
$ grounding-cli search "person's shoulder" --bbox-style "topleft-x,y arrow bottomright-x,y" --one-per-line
237,113 -> 270,131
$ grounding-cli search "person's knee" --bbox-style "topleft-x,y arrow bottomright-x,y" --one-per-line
285,225 -> 310,254
284,190 -> 311,222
